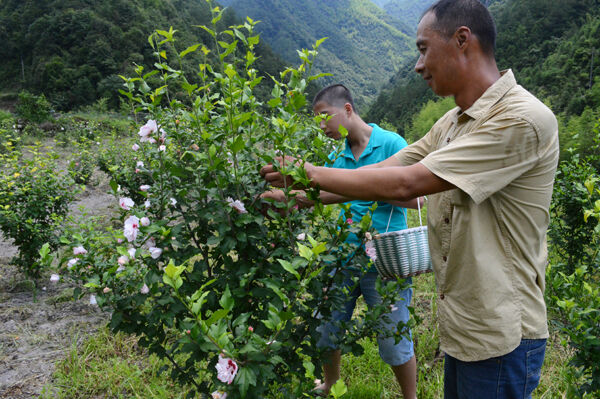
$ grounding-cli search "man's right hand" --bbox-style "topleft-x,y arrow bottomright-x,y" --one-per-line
259,156 -> 315,189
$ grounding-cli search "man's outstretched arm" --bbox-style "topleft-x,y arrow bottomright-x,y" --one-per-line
262,189 -> 423,209
306,162 -> 454,201
260,159 -> 454,201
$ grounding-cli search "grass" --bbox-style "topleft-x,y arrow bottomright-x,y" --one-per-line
341,273 -> 443,399
40,327 -> 192,399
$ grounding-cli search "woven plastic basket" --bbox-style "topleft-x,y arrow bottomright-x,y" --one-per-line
373,198 -> 432,280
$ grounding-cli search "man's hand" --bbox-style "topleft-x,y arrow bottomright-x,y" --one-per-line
259,189 -> 288,217
259,156 -> 315,188
260,189 -> 286,203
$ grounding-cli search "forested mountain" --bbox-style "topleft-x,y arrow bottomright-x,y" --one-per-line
366,0 -> 600,140
219,0 -> 416,109
0,0 -> 285,111
373,0 -> 436,36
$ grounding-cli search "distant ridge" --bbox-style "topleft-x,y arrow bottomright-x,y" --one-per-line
221,0 -> 417,109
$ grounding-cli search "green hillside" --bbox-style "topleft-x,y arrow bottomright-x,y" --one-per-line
221,0 -> 416,109
366,0 -> 600,141
0,0 -> 285,111
377,0 -> 436,36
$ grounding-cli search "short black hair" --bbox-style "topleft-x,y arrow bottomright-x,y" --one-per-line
424,0 -> 496,56
312,84 -> 357,112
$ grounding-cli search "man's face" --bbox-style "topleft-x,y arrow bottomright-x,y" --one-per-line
414,12 -> 459,97
313,101 -> 347,140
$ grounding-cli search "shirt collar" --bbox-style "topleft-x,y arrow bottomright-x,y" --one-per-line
462,69 -> 516,120
340,123 -> 381,160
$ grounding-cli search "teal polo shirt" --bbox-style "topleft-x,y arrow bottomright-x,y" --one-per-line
327,124 -> 409,268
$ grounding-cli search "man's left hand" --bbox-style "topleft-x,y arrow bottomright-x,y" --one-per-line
259,156 -> 314,188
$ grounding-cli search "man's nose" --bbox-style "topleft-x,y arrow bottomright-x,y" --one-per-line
415,55 -> 424,74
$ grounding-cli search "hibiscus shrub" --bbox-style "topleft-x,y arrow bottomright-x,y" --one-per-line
0,140 -> 78,278
56,7 -> 406,398
547,126 -> 600,396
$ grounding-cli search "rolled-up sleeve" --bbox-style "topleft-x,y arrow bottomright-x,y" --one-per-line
420,116 -> 539,204
394,129 -> 436,166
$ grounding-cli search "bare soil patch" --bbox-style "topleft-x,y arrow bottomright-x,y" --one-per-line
0,167 -> 116,399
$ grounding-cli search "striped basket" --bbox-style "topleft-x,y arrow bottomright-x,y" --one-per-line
373,198 -> 432,280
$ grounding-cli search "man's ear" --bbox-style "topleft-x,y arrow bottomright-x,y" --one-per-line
344,102 -> 353,116
455,26 -> 471,50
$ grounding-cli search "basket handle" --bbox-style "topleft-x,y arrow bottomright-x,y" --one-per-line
384,197 -> 425,233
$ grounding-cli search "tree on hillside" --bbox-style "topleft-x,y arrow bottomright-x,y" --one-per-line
366,0 -> 600,140
0,0 -> 286,111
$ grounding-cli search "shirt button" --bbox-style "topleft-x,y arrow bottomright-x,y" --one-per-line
444,218 -> 450,224
443,256 -> 447,262
440,293 -> 445,300
446,137 -> 451,143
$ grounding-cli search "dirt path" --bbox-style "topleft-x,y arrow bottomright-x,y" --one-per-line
0,168 -> 116,399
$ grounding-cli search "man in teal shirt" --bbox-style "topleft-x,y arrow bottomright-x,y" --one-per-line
263,84 -> 419,397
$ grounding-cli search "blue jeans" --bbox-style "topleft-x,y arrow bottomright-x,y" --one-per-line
444,339 -> 547,399
317,271 -> 414,366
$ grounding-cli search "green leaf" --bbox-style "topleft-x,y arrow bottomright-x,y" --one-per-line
236,367 -> 257,397
312,242 -> 327,256
224,64 -> 237,79
297,243 -> 313,260
205,309 -> 229,326
211,8 -> 223,26
264,280 -> 289,305
303,360 -> 315,379
277,259 -> 300,280
339,125 -> 348,139
143,70 -> 159,80
180,44 -> 200,58
195,25 -> 216,38
117,247 -> 130,257
220,40 -> 238,60
330,379 -> 348,398
248,35 -> 259,46
156,29 -> 169,38
109,179 -> 118,193
39,243 -> 50,259
174,277 -> 183,290
164,260 -> 185,280
583,179 -> 594,195
262,319 -> 276,330
314,37 -> 328,49
191,291 -> 209,315
230,135 -> 245,153
84,282 -> 99,288
271,85 -> 283,98
267,97 -> 281,108
219,285 -> 234,311
147,33 -> 155,49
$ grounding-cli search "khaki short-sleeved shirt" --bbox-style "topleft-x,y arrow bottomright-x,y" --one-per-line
395,70 -> 559,361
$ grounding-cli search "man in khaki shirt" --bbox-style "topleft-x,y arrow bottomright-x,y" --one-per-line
261,0 -> 559,397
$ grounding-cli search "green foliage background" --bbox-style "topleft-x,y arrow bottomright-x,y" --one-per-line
0,0 -> 286,111
219,0 -> 417,109
373,0 -> 436,36
366,0 -> 600,147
